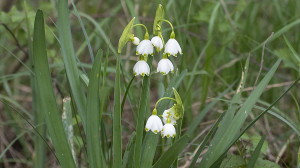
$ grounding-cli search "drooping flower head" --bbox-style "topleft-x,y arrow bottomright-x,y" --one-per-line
151,36 -> 163,51
162,108 -> 176,125
136,33 -> 153,56
145,109 -> 163,134
157,56 -> 174,75
164,32 -> 182,57
133,58 -> 150,77
131,36 -> 140,45
161,118 -> 176,138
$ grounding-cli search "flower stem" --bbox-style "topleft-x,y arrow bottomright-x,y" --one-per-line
133,24 -> 149,39
154,97 -> 176,109
158,19 -> 174,32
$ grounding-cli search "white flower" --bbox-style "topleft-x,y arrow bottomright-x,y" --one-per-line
132,37 -> 140,45
157,58 -> 174,75
162,108 -> 176,125
145,115 -> 163,134
151,36 -> 163,51
164,39 -> 182,57
133,60 -> 150,76
161,123 -> 176,138
136,40 -> 153,56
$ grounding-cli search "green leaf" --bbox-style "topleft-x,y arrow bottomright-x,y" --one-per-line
251,19 -> 300,53
118,17 -> 135,53
122,132 -> 136,168
121,76 -> 135,115
185,81 -> 235,136
134,75 -> 150,168
86,50 -> 105,168
70,0 -> 94,62
58,0 -> 87,131
210,77 -> 300,168
152,135 -> 190,168
247,135 -> 266,168
200,59 -> 281,168
113,54 -> 122,168
254,158 -> 280,168
188,111 -> 227,168
153,4 -> 164,35
220,155 -> 246,168
33,9 -> 76,168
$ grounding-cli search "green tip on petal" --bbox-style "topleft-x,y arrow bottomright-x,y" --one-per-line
167,134 -> 170,138
170,31 -> 175,39
145,128 -> 149,132
154,130 -> 158,134
142,73 -> 145,76
136,51 -> 139,55
152,109 -> 157,115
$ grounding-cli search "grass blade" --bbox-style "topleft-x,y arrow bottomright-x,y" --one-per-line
25,2 -> 47,167
200,59 -> 281,167
86,49 -> 105,168
210,77 -> 300,167
152,135 -> 190,168
188,112 -> 226,168
33,9 -> 76,167
122,132 -> 136,168
113,54 -> 122,168
121,76 -> 135,115
185,81 -> 235,136
70,0 -> 94,62
134,75 -> 150,168
57,0 -> 87,130
247,135 -> 266,168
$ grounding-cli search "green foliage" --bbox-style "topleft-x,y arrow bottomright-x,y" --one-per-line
2,0 -> 300,167
32,10 -> 76,168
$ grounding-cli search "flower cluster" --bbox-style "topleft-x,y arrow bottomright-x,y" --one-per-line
118,5 -> 182,77
144,88 -> 184,138
131,29 -> 181,76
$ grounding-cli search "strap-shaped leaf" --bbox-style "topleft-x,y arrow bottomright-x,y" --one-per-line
118,17 -> 135,53
152,135 -> 190,168
33,10 -> 76,168
86,50 -> 105,168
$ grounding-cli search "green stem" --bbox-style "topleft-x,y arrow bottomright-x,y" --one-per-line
158,19 -> 174,33
154,97 -> 176,110
133,24 -> 149,39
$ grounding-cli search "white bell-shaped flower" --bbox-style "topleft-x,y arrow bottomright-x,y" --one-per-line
145,115 -> 163,134
136,39 -> 153,56
157,58 -> 174,75
132,37 -> 140,45
161,122 -> 176,138
164,39 -> 182,57
133,60 -> 150,76
162,108 -> 176,125
151,36 -> 163,51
